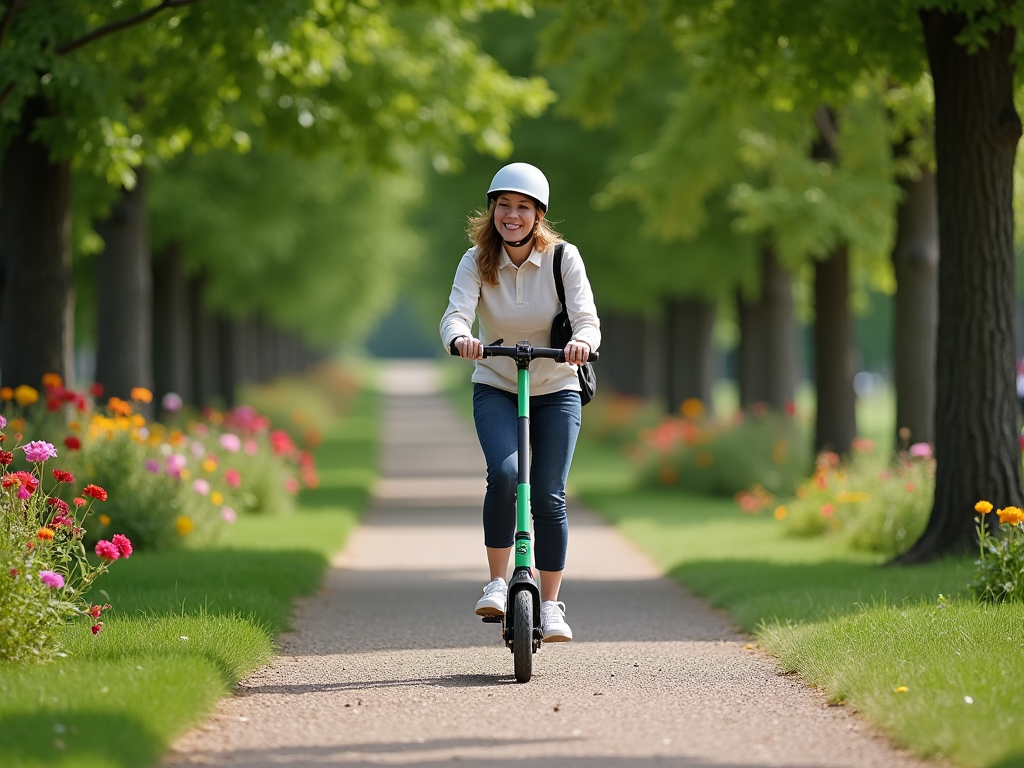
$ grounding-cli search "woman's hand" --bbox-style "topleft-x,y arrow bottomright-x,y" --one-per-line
455,336 -> 484,360
564,340 -> 591,365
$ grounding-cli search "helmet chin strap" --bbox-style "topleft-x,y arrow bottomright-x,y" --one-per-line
502,221 -> 537,249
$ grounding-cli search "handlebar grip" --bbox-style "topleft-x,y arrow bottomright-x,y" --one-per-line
449,339 -> 460,356
587,350 -> 599,363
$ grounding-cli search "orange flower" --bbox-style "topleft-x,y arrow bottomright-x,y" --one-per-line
975,500 -> 994,515
130,387 -> 153,403
658,466 -> 678,485
997,506 -> 1024,525
0,387 -> 12,401
107,397 -> 133,417
41,373 -> 63,390
37,527 -> 55,540
680,398 -> 705,420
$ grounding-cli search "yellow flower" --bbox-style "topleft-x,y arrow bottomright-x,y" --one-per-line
680,398 -> 705,420
894,686 -> 909,693
130,387 -> 153,403
14,385 -> 39,406
774,506 -> 788,521
41,373 -> 63,389
975,500 -> 994,515
211,491 -> 224,506
98,514 -> 111,526
133,414 -> 146,428
175,515 -> 194,536
997,506 -> 1024,525
836,491 -> 871,504
202,458 -> 217,473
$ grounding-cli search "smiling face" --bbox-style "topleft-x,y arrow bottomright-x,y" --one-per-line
493,192 -> 542,243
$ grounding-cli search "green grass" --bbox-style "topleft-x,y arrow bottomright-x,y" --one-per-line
583,481 -> 1024,768
0,380 -> 378,768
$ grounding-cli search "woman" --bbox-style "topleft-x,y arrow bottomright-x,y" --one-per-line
439,162 -> 600,642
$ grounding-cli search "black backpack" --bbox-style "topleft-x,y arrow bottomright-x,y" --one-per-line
549,242 -> 597,406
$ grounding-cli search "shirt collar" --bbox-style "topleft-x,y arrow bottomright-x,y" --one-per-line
499,244 -> 543,269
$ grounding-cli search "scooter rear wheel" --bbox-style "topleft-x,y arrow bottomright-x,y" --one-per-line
513,590 -> 533,683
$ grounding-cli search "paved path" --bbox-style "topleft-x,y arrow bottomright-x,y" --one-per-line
168,361 -> 933,768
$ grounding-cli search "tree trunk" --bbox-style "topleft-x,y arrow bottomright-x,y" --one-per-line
600,311 -> 648,397
217,315 -> 238,409
813,245 -> 857,455
152,241 -> 192,408
899,11 -> 1023,562
0,99 -> 74,387
736,286 -> 766,409
94,168 -> 153,402
665,296 -> 716,414
738,245 -> 798,412
188,276 -> 219,408
891,170 -> 939,449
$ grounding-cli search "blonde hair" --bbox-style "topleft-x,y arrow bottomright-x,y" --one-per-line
466,199 -> 563,286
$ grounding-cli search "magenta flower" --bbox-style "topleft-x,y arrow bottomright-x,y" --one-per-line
112,533 -> 133,559
192,478 -> 210,496
144,459 -> 160,474
21,441 -> 57,463
219,433 -> 241,453
162,392 -> 183,412
0,415 -> 6,429
909,442 -> 933,459
17,486 -> 30,500
94,540 -> 119,561
38,570 -> 64,589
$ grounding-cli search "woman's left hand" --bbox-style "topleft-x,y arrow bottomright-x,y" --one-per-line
564,340 -> 591,365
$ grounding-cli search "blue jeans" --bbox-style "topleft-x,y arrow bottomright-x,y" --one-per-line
472,383 -> 582,572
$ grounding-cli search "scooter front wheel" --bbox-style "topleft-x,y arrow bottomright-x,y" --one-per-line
513,590 -> 533,683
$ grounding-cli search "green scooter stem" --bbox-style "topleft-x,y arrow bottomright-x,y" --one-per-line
515,366 -> 531,569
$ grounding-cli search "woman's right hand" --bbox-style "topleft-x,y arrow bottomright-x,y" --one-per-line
455,336 -> 484,360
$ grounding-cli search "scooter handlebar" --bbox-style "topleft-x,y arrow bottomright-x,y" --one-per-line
448,339 -> 599,363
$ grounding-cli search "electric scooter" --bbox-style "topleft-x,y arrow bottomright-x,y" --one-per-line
451,339 -> 599,683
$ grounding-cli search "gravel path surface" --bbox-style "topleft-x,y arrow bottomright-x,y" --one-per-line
167,361 -> 934,768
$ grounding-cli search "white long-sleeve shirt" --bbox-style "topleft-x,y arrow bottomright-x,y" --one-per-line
440,241 -> 601,396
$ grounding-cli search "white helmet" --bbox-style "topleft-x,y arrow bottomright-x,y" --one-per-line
487,162 -> 549,211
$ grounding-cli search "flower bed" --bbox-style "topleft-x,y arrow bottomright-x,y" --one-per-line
632,399 -> 811,498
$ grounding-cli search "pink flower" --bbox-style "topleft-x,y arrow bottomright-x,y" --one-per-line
909,442 -> 933,459
144,459 -> 160,473
190,442 -> 205,458
220,506 -> 237,523
244,439 -> 259,456
162,392 -> 183,412
219,433 -> 241,453
39,570 -> 64,589
17,486 -> 30,499
21,441 -> 57,463
94,540 -> 119,561
225,469 -> 241,489
284,477 -> 300,494
166,454 -> 187,473
192,478 -> 210,496
0,415 -> 6,429
112,533 -> 133,559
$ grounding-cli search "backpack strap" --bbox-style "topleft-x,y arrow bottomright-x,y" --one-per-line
553,242 -> 567,309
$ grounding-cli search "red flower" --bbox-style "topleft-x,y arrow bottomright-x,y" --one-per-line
90,383 -> 104,399
46,497 -> 71,516
87,605 -> 102,618
91,623 -> 103,635
94,540 -> 119,561
9,568 -> 18,577
73,497 -> 85,507
783,400 -> 797,417
3,471 -> 39,494
45,397 -> 62,413
0,451 -> 12,465
83,484 -> 108,502
64,436 -> 81,451
52,469 -> 75,483
112,533 -> 133,559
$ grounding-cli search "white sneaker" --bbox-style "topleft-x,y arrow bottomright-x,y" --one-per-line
541,600 -> 572,642
475,577 -> 507,617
